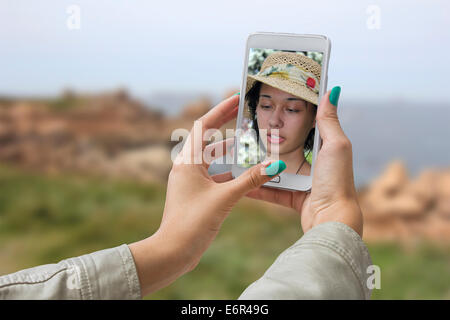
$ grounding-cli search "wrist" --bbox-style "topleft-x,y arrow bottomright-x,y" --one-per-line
313,198 -> 363,238
128,231 -> 190,297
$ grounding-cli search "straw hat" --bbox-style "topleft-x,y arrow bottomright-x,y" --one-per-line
246,51 -> 322,105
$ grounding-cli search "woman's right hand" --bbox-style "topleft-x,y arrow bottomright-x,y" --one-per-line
242,86 -> 363,237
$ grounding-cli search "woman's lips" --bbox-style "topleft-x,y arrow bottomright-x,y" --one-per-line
267,134 -> 285,144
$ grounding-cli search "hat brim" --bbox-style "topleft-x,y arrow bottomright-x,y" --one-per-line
246,74 -> 318,106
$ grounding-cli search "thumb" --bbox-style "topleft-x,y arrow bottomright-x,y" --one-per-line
227,160 -> 287,197
316,86 -> 346,143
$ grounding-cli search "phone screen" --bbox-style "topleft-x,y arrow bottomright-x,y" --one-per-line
236,48 -> 323,177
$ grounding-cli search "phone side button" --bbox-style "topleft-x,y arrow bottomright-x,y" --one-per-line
269,176 -> 280,183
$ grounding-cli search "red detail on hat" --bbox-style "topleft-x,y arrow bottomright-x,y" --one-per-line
306,77 -> 315,89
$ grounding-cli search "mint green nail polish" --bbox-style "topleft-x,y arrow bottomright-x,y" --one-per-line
329,86 -> 341,107
265,160 -> 287,177
232,92 -> 240,96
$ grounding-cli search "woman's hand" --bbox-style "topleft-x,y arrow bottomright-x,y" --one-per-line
129,94 -> 286,297
243,87 -> 363,237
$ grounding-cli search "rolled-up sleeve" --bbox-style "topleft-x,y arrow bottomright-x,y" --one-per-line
0,244 -> 142,300
238,221 -> 373,300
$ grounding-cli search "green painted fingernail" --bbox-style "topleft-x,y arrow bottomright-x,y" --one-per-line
329,86 -> 341,107
265,160 -> 286,177
232,92 -> 240,96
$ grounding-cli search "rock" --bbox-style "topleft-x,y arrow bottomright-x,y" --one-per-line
368,160 -> 409,198
359,160 -> 450,245
0,90 -> 170,181
381,193 -> 426,218
435,171 -> 450,219
422,213 -> 450,243
404,169 -> 437,211
181,98 -> 211,120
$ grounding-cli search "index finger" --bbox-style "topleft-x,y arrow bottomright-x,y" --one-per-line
179,94 -> 239,165
200,94 -> 240,130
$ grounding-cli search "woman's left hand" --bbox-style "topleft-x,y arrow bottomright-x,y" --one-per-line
129,94 -> 285,297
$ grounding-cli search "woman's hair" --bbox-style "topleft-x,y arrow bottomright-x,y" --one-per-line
245,81 -> 317,152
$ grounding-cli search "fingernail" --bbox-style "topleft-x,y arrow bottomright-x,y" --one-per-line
265,160 -> 286,177
232,92 -> 240,96
329,86 -> 341,107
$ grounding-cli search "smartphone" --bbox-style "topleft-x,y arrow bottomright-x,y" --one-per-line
231,32 -> 331,192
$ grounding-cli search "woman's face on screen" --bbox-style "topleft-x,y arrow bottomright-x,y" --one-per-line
256,83 -> 316,155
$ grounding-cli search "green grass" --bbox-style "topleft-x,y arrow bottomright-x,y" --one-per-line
0,164 -> 449,299
368,242 -> 450,299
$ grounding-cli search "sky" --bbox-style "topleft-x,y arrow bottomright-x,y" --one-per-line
1,0 -> 450,104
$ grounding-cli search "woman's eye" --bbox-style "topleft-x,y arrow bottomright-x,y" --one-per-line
287,108 -> 300,113
261,105 -> 272,110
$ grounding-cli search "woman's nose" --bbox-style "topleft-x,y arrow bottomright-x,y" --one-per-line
268,109 -> 283,128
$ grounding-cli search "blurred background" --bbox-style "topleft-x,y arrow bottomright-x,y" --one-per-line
1,0 -> 449,299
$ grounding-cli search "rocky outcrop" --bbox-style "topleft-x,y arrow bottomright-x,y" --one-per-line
359,160 -> 450,244
0,89 -> 242,183
181,97 -> 212,120
0,90 -> 175,182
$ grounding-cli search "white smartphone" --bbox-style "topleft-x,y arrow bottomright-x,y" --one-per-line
231,32 -> 331,192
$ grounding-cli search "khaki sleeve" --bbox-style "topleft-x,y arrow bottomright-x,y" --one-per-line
238,222 -> 373,300
0,244 -> 142,300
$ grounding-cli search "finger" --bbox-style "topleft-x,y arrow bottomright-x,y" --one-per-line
203,137 -> 234,169
178,95 -> 239,166
211,171 -> 233,183
315,86 -> 357,199
225,160 -> 287,198
220,105 -> 239,125
200,94 -> 240,130
316,86 -> 346,144
245,186 -> 297,209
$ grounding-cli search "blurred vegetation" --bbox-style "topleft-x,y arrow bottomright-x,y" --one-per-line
0,94 -> 86,111
248,48 -> 323,75
0,164 -> 449,299
46,95 -> 87,111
